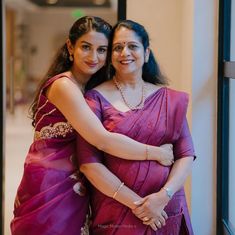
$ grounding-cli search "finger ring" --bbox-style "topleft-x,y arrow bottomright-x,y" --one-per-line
143,216 -> 149,221
157,221 -> 161,226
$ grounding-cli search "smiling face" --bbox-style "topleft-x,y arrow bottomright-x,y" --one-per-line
111,26 -> 149,77
67,30 -> 108,80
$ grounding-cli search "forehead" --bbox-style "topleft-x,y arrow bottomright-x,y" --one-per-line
76,30 -> 108,45
113,27 -> 142,44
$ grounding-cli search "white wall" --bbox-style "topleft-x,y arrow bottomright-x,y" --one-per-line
127,1 -> 218,234
191,1 -> 218,234
127,0 -> 183,90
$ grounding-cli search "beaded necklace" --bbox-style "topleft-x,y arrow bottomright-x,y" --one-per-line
113,77 -> 146,110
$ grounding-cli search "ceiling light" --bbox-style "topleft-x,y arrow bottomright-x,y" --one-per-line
92,0 -> 106,5
46,0 -> 58,4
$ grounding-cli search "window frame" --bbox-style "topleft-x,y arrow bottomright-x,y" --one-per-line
0,0 -> 4,234
217,0 -> 235,234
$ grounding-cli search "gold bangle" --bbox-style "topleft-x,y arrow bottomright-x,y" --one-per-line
112,182 -> 124,199
146,145 -> 150,160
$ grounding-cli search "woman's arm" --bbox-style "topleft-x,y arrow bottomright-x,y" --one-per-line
77,125 -> 165,231
133,157 -> 194,219
132,116 -> 195,228
159,156 -> 194,198
80,163 -> 140,209
132,157 -> 193,230
80,162 -> 166,230
46,77 -> 173,164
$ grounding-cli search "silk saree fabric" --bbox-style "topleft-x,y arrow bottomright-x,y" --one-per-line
11,74 -> 89,235
77,87 -> 195,235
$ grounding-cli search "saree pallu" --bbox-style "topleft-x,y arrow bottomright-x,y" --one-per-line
78,87 -> 195,235
11,74 -> 89,235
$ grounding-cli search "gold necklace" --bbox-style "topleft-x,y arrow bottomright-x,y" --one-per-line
113,77 -> 146,110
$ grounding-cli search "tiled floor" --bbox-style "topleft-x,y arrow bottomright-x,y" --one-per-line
4,105 -> 34,235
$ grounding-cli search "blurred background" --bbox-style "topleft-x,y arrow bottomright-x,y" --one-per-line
4,0 -> 117,234
2,0 -> 235,235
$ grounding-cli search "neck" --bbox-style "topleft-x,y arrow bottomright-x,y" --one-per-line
66,70 -> 89,93
113,76 -> 146,110
70,67 -> 90,87
69,68 -> 90,93
114,73 -> 143,88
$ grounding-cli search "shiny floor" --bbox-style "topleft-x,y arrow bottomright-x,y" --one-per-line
4,105 -> 34,235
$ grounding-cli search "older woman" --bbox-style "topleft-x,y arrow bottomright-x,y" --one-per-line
78,20 -> 195,234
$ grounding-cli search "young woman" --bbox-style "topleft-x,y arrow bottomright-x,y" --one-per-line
10,16 -> 173,235
78,20 -> 195,234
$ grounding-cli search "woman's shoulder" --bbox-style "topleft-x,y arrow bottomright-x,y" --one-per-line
165,87 -> 189,96
145,83 -> 189,102
165,87 -> 189,102
43,72 -> 72,90
164,87 -> 189,113
50,76 -> 73,89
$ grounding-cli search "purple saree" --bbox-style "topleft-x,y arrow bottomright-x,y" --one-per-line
77,87 -> 195,235
11,74 -> 89,235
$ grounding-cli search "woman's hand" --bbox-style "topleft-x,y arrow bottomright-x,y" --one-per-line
144,215 -> 168,231
149,144 -> 174,166
132,190 -> 170,230
159,143 -> 174,166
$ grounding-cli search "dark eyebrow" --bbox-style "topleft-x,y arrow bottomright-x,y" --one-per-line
81,41 -> 108,48
81,40 -> 92,45
99,45 -> 108,48
113,41 -> 140,46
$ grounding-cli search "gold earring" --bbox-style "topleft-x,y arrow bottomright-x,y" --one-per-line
69,54 -> 73,62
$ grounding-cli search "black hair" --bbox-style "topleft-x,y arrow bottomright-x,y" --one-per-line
107,20 -> 167,85
29,16 -> 112,126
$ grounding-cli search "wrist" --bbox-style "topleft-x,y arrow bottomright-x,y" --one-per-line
161,186 -> 174,201
154,190 -> 170,206
147,146 -> 161,161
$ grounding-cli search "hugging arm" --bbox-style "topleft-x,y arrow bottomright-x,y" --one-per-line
77,134 -> 165,231
46,77 -> 173,165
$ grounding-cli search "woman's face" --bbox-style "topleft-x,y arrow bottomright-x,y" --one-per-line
111,27 -> 147,76
68,30 -> 108,78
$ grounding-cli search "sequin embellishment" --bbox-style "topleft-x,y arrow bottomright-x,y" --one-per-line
34,122 -> 73,140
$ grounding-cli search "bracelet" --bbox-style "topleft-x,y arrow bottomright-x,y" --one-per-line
112,182 -> 124,199
162,187 -> 173,199
146,145 -> 150,160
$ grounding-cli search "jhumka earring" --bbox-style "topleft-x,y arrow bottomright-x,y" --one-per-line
69,54 -> 73,62
145,55 -> 148,63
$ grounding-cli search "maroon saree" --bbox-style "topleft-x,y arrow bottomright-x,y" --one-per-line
11,74 -> 89,235
77,87 -> 195,235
